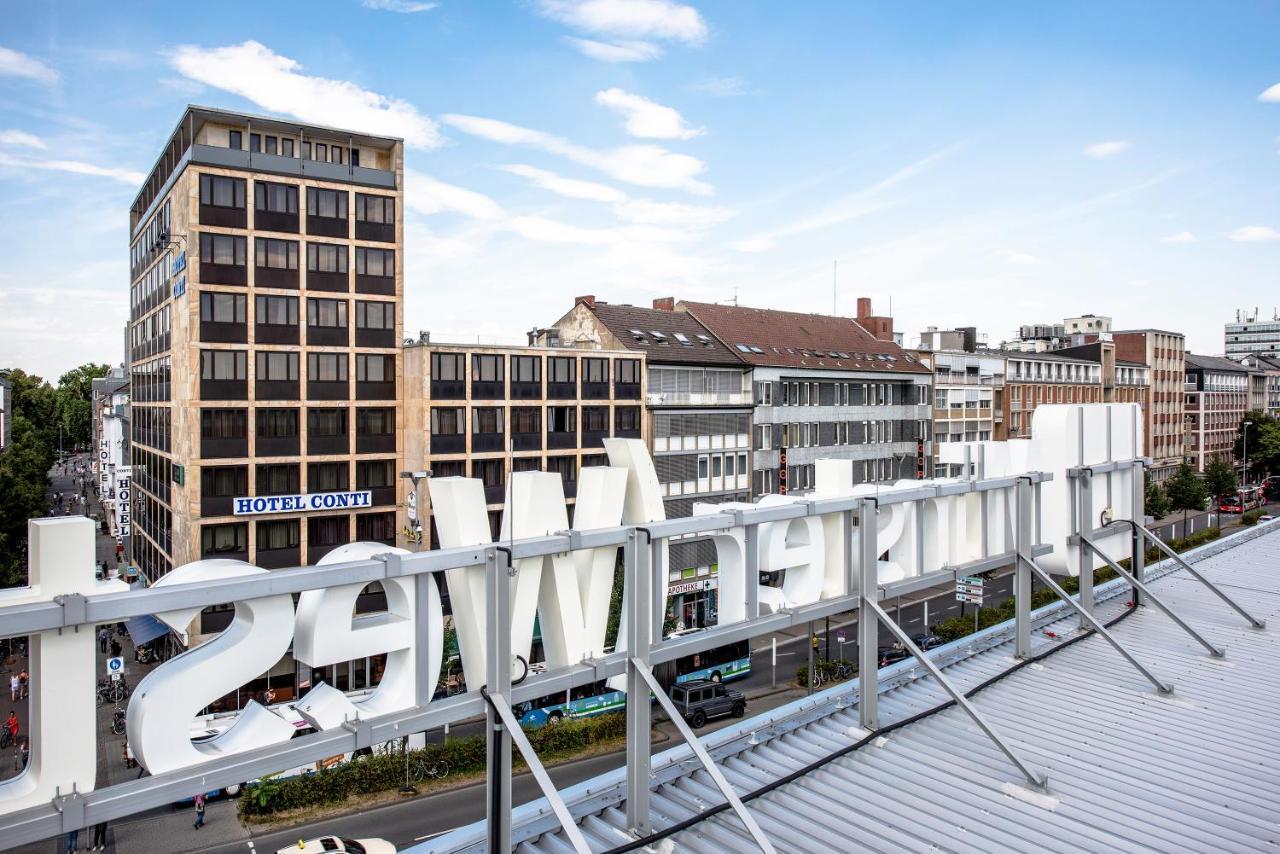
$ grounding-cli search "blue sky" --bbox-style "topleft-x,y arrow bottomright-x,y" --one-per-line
1,1 -> 1278,376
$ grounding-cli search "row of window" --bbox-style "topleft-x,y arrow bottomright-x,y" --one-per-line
201,513 -> 396,560
200,293 -> 394,331
431,353 -> 640,385
131,356 -> 171,403
200,350 -> 395,383
201,407 -> 394,442
131,304 -> 171,362
429,405 -> 640,436
226,130 -> 370,170
131,248 -> 171,321
755,380 -> 924,407
129,200 -> 171,281
201,174 -> 393,228
202,459 -> 396,500
200,233 -> 395,276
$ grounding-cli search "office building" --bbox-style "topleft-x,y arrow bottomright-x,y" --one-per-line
1003,346 -> 1148,440
1233,353 -> 1280,418
1225,308 -> 1280,359
546,296 -> 751,629
1183,353 -> 1249,474
678,300 -> 933,494
401,339 -> 645,551
914,327 -> 1006,477
127,106 -> 404,583
1109,329 -> 1186,484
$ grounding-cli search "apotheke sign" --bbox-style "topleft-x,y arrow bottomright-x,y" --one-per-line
233,490 -> 373,516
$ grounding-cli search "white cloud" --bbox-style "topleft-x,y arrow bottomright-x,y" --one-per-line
536,0 -> 708,44
1160,231 -> 1197,244
613,198 -> 733,228
500,164 -> 627,202
0,130 -> 46,149
0,151 -> 143,185
1258,82 -> 1280,103
168,41 -> 443,149
594,88 -> 703,140
405,169 -> 505,220
1083,140 -> 1131,159
362,0 -> 438,10
1227,225 -> 1280,242
991,249 -> 1039,265
0,47 -> 58,84
565,37 -> 662,62
442,113 -> 712,194
690,76 -> 745,97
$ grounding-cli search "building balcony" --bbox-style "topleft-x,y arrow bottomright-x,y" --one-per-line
307,215 -> 349,239
547,382 -> 577,400
255,266 -> 299,289
510,381 -> 542,400
307,270 -> 349,293
355,433 -> 395,454
256,545 -> 300,570
201,261 -> 247,286
646,391 -> 752,406
307,326 -> 349,347
201,321 -> 247,344
256,435 -> 299,457
512,432 -> 541,452
256,380 -> 299,401
355,328 -> 396,348
308,433 -> 349,455
547,430 -> 577,450
200,378 -> 247,401
307,380 -> 349,401
472,432 -> 505,453
430,433 -> 465,454
582,382 -> 610,400
470,381 -> 504,400
200,204 -> 247,229
431,381 -> 465,400
356,380 -> 396,401
256,322 -> 298,345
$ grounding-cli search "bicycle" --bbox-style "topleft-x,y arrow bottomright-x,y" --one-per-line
97,678 -> 128,706
408,756 -> 449,783
111,708 -> 127,736
0,728 -> 11,750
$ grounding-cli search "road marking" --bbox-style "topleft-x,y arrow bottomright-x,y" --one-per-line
415,830 -> 449,841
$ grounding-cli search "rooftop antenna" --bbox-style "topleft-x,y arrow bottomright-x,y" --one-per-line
732,286 -> 738,307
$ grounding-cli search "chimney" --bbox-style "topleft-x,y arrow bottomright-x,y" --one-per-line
855,295 -> 895,342
652,297 -> 675,311
575,294 -> 596,308
856,297 -> 872,320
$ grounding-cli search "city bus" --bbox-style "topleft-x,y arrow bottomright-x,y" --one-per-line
1219,486 -> 1264,514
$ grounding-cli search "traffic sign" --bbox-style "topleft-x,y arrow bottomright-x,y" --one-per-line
107,656 -> 124,674
110,672 -> 122,682
955,592 -> 984,604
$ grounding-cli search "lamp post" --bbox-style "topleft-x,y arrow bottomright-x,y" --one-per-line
399,469 -> 431,551
1242,421 -> 1253,488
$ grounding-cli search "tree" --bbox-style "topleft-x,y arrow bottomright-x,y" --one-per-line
0,368 -> 59,587
1164,463 -> 1208,531
1235,411 -> 1280,482
55,363 -> 109,452
1143,474 -> 1170,520
1204,458 -> 1238,500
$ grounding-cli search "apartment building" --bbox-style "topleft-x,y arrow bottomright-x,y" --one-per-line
402,340 -> 645,551
91,367 -> 131,543
546,296 -> 751,629
1225,308 -> 1280,359
679,300 -> 933,494
127,106 -> 404,582
1003,348 -> 1148,440
1183,354 -> 1248,474
1233,353 -> 1280,417
914,327 -> 1006,477
1110,329 -> 1186,484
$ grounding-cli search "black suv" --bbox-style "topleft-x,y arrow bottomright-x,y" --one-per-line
669,680 -> 746,728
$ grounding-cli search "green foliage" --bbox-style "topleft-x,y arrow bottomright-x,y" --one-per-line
239,713 -> 628,818
1233,411 -> 1280,481
1165,464 -> 1208,517
1143,473 -> 1170,520
54,363 -> 109,452
1203,458 -> 1238,500
605,561 -> 623,651
1241,510 -> 1263,526
0,369 -> 61,588
795,658 -> 855,686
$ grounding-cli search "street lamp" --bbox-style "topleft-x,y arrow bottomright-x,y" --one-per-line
1242,421 -> 1253,488
399,469 -> 431,551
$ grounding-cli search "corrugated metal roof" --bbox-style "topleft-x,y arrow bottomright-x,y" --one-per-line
419,523 -> 1280,854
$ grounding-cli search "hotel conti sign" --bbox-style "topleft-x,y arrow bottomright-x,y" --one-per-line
233,490 -> 374,515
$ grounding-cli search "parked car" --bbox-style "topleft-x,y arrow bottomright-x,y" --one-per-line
910,634 -> 945,651
1260,514 -> 1275,522
878,646 -> 909,666
668,679 -> 746,728
276,837 -> 395,854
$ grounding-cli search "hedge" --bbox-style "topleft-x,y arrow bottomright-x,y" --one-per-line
240,712 -> 627,817
796,658 -> 855,687
1241,510 -> 1263,526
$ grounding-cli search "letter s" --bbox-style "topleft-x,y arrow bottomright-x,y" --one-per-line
126,559 -> 296,775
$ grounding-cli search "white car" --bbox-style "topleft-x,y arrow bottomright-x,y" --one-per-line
277,837 -> 395,854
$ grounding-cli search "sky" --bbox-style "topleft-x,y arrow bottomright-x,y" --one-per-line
1,0 -> 1278,378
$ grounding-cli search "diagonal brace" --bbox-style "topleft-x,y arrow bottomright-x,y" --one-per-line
631,658 -> 776,854
481,688 -> 592,854
1080,536 -> 1225,658
1022,556 -> 1173,694
865,599 -> 1048,791
1133,523 -> 1266,629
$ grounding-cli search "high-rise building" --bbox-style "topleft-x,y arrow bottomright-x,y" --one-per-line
127,106 -> 404,582
1225,308 -> 1280,359
1183,354 -> 1249,474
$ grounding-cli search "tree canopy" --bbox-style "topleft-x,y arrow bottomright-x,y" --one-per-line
1164,463 -> 1208,521
1203,458 -> 1238,498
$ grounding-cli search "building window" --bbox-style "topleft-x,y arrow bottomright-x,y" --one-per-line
308,515 -> 349,548
257,464 -> 300,496
583,406 -> 609,432
256,295 -> 298,326
307,298 -> 347,328
309,461 -> 350,492
228,130 -> 242,150
547,455 -> 577,488
307,352 -> 348,382
255,238 -> 299,269
257,408 -> 297,439
308,408 -> 348,438
472,407 -> 504,434
357,513 -> 396,543
355,247 -> 395,277
307,243 -> 348,273
355,301 -> 394,330
257,519 -> 299,551
615,359 -> 641,384
615,406 -> 640,433
203,465 -> 247,498
356,459 -> 394,489
356,407 -> 394,437
356,194 -> 394,224
584,358 -> 608,384
432,353 -> 464,381
264,135 -> 277,155
282,138 -> 294,158
250,133 -> 261,153
307,187 -> 348,219
201,233 -> 246,266
356,354 -> 393,383
512,407 -> 540,433
255,351 -> 298,381
512,355 -> 541,383
201,350 -> 247,381
255,182 -> 298,214
548,406 -> 576,432
200,292 -> 245,324
202,523 -> 247,556
430,407 -> 464,435
202,408 -> 247,439
472,354 -> 504,383
472,458 -> 505,489
548,357 -> 575,384
199,174 -> 245,209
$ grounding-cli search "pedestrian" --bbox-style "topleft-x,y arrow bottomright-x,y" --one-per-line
19,669 -> 28,700
65,828 -> 79,853
193,793 -> 206,829
4,711 -> 17,746
98,628 -> 108,654
19,737 -> 28,769
8,673 -> 16,702
91,821 -> 107,851
110,638 -> 122,659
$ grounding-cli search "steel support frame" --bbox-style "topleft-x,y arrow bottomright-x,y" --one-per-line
625,529 -> 653,836
1130,460 -> 1145,607
1079,535 -> 1225,658
631,660 -> 776,854
1075,468 -> 1095,630
1014,477 -> 1034,659
1134,523 -> 1267,629
864,598 -> 1048,790
482,689 -> 591,854
486,547 -> 513,853
1022,555 -> 1173,694
858,498 -> 880,730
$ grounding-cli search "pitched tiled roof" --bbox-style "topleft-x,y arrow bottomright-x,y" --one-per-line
678,301 -> 930,374
588,303 -> 744,366
1186,353 -> 1249,373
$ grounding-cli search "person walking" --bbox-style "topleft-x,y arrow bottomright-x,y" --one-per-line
110,638 -> 122,659
98,628 -> 108,654
65,828 -> 79,854
19,669 -> 29,700
8,673 -> 16,702
91,821 -> 108,851
5,711 -> 18,747
193,792 -> 206,829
